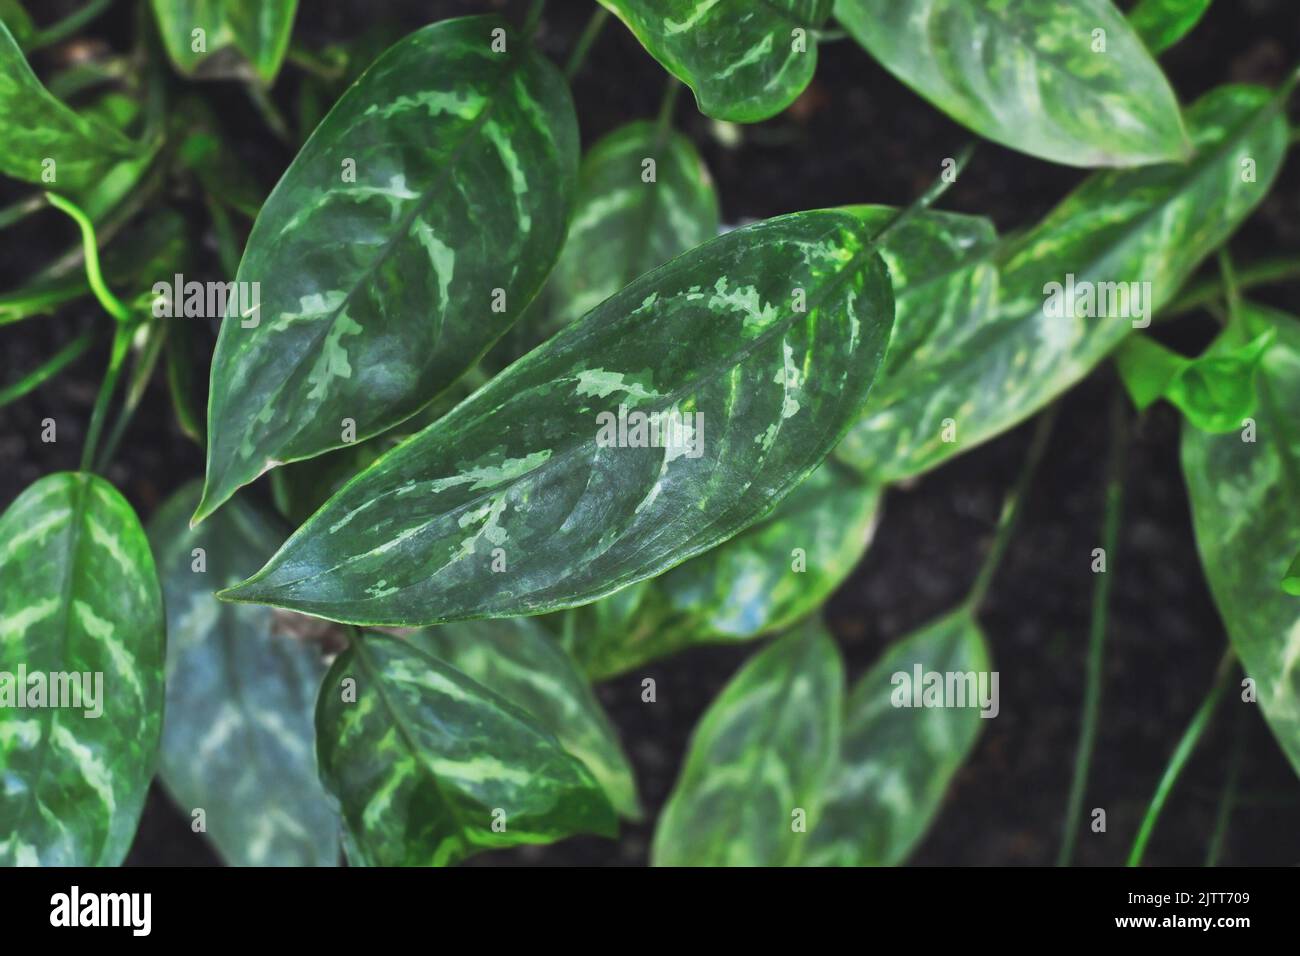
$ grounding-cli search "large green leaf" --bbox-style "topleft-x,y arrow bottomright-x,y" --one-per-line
0,21 -> 139,192
599,0 -> 832,122
1182,304 -> 1300,777
834,0 -> 1189,167
316,630 -> 617,866
150,0 -> 299,85
548,119 -> 719,333
1129,0 -> 1213,54
651,620 -> 843,865
0,1 -> 33,47
404,620 -> 641,819
195,15 -> 579,525
148,483 -> 339,866
803,610 -> 990,865
0,473 -> 164,866
836,84 -> 1289,483
220,209 -> 894,626
561,462 -> 881,680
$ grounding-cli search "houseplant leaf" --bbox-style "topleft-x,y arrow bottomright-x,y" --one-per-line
0,1 -> 34,48
403,620 -> 641,819
0,473 -> 164,866
220,209 -> 894,626
651,620 -> 843,865
1284,552 -> 1300,597
836,83 -> 1289,483
315,630 -> 617,866
148,482 -> 339,867
1182,303 -> 1300,777
803,610 -> 991,865
195,14 -> 580,525
149,0 -> 300,85
834,0 -> 1189,168
1129,0 -> 1214,55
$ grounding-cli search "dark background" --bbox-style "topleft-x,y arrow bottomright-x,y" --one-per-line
2,0 -> 1299,866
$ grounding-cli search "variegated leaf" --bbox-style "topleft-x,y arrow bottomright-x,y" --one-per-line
652,620 -> 843,865
0,473 -> 164,866
837,84 -> 1289,483
1182,304 -> 1300,778
404,620 -> 641,819
220,210 -> 894,626
150,0 -> 299,85
316,630 -> 617,866
561,462 -> 881,680
148,483 -> 340,867
835,0 -> 1190,167
599,0 -> 833,122
804,610 -> 990,865
1129,0 -> 1214,55
196,15 -> 579,524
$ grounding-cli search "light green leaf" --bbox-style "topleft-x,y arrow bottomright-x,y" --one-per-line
1284,552 -> 1300,598
1129,0 -> 1213,55
196,15 -> 579,524
220,209 -> 894,626
148,482 -> 339,867
315,630 -> 617,866
834,0 -> 1190,167
599,0 -> 833,122
150,0 -> 299,85
804,610 -> 990,865
837,84 -> 1289,483
1182,304 -> 1300,777
0,473 -> 165,866
652,620 -> 843,865
561,462 -> 881,680
404,620 -> 641,819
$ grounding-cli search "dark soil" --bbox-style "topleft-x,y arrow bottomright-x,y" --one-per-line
2,0 -> 1299,867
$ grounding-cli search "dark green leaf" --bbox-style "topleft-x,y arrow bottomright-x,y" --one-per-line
0,473 -> 164,865
1284,552 -> 1300,598
834,0 -> 1190,167
316,630 -> 617,866
148,483 -> 340,867
196,15 -> 579,524
599,0 -> 832,122
0,1 -> 34,48
1129,0 -> 1213,54
150,0 -> 299,85
221,209 -> 894,626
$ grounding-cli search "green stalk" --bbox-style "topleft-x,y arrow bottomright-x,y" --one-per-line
43,192 -> 132,323
0,329 -> 96,408
872,142 -> 976,248
27,0 -> 113,52
523,0 -> 547,39
563,7 -> 609,81
1127,648 -> 1235,867
1217,249 -> 1242,326
1204,711 -> 1245,867
0,194 -> 46,231
79,322 -> 133,472
1057,394 -> 1129,866
1161,257 -> 1300,319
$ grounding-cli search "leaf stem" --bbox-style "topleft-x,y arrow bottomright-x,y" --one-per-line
27,0 -> 113,52
522,0 -> 546,40
1161,257 -> 1300,319
1126,648 -> 1235,867
245,82 -> 292,143
655,77 -> 682,138
0,194 -> 46,231
1057,393 -> 1129,866
1217,248 -> 1242,326
563,7 -> 609,81
0,328 -> 96,408
43,192 -> 132,324
964,404 -> 1057,612
872,142 -> 976,249
1204,710 -> 1245,866
79,321 -> 134,472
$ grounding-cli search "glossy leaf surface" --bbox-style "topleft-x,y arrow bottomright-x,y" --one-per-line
1129,0 -> 1213,54
150,0 -> 299,84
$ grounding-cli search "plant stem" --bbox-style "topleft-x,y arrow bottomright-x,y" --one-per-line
1205,711 -> 1245,867
245,82 -> 292,143
0,194 -> 46,231
655,77 -> 682,136
1057,393 -> 1129,866
964,404 -> 1057,612
1217,249 -> 1242,326
43,192 -> 132,323
94,322 -> 168,472
79,322 -> 134,473
1161,257 -> 1300,319
0,329 -> 96,408
872,142 -> 976,248
1126,648 -> 1235,867
522,0 -> 546,39
27,0 -> 113,52
563,7 -> 609,81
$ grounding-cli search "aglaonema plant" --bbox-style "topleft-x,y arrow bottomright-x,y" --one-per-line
0,0 -> 1296,868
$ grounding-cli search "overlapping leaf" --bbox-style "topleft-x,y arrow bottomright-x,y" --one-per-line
150,0 -> 299,85
1129,0 -> 1214,54
836,84 -> 1289,483
220,209 -> 894,626
148,483 -> 339,866
1182,304 -> 1300,778
316,630 -> 616,866
599,0 -> 832,122
834,0 -> 1189,168
0,473 -> 164,866
196,15 -> 579,524
652,621 -> 843,865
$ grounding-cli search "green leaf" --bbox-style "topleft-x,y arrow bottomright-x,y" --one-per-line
1182,304 -> 1300,777
150,0 -> 299,85
403,620 -> 641,819
652,620 -> 843,865
147,482 -> 340,867
220,209 -> 895,626
834,0 -> 1190,167
1129,0 -> 1213,55
315,630 -> 617,866
561,462 -> 881,680
599,0 -> 833,123
803,610 -> 991,865
0,1 -> 34,48
0,20 -> 139,193
0,473 -> 164,866
837,84 -> 1289,483
548,119 -> 720,333
196,15 -> 579,525
1284,552 -> 1300,598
